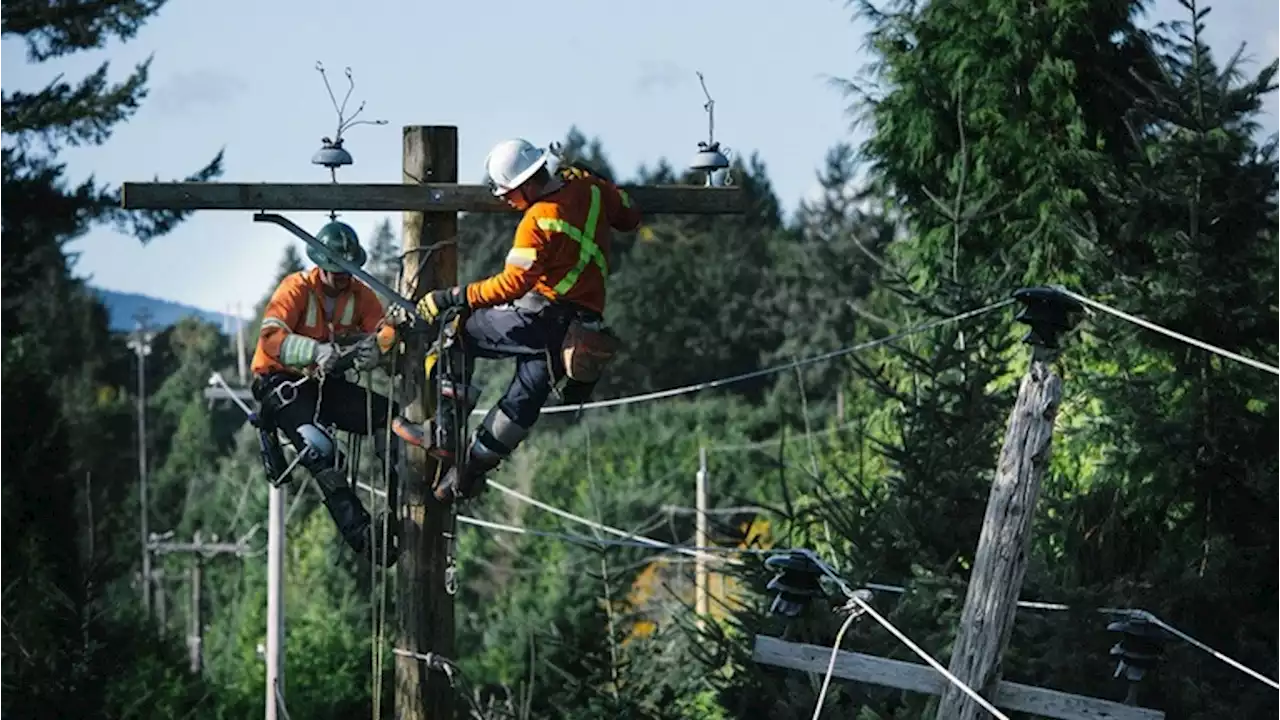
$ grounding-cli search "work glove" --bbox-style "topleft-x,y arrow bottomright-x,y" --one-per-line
383,303 -> 412,328
559,163 -> 610,183
313,341 -> 343,374
416,286 -> 468,324
350,333 -> 381,372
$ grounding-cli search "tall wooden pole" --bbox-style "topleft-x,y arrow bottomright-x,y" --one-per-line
128,310 -> 154,619
396,125 -> 459,720
936,288 -> 1082,720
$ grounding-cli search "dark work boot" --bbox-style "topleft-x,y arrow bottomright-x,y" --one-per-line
431,441 -> 501,504
314,468 -> 400,567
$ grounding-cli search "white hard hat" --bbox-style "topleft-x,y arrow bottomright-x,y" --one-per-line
484,138 -> 553,196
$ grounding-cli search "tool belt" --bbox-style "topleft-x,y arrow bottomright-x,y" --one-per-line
560,316 -> 620,383
513,292 -> 622,384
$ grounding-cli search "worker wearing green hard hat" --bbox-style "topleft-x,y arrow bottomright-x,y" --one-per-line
307,220 -> 367,293
248,217 -> 428,568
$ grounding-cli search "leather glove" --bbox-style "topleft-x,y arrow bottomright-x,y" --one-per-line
559,163 -> 610,182
383,303 -> 412,328
416,286 -> 468,323
313,341 -> 342,374
559,164 -> 592,181
350,333 -> 381,371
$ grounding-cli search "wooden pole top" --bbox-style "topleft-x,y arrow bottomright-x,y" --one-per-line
120,181 -> 745,215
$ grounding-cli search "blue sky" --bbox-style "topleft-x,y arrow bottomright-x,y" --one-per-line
4,0 -> 1276,317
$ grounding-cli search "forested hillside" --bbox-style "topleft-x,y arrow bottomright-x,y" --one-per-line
3,1 -> 1276,719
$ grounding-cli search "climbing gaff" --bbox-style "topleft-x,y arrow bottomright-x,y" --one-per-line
763,550 -> 828,618
252,212 -> 422,323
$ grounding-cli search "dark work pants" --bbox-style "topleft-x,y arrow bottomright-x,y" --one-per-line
461,305 -> 573,429
435,303 -> 578,489
253,373 -> 399,475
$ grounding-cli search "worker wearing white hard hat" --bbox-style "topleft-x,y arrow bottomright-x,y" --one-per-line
414,137 -> 643,503
483,138 -> 557,204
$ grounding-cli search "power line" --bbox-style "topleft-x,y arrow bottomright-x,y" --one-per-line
473,481 -> 1280,692
1055,286 -> 1280,376
469,298 -> 1013,417
485,480 -> 755,564
798,550 -> 1011,720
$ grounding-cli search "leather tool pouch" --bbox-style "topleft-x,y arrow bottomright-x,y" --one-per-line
561,318 -> 621,383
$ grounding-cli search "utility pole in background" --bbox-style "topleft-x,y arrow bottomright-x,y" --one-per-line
127,309 -> 155,619
235,303 -> 248,386
148,530 -> 253,674
694,446 -> 709,626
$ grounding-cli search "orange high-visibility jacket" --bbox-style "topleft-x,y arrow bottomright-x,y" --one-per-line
251,267 -> 388,376
465,175 -> 642,315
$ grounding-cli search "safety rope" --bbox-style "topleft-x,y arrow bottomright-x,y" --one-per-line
369,329 -> 403,719
366,366 -> 383,720
434,310 -> 466,596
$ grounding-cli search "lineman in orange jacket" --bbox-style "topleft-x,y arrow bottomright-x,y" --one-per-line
250,220 -> 417,566
416,138 -> 642,502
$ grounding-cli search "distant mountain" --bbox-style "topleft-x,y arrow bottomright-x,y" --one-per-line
92,287 -> 247,333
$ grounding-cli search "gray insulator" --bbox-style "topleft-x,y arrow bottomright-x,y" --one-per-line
312,145 -> 354,169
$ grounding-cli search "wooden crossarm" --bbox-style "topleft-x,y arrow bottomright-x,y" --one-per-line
120,182 -> 745,214
752,635 -> 1164,720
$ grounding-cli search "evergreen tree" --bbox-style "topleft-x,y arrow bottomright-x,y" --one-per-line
1045,2 -> 1279,714
2,1 -> 225,716
366,217 -> 399,290
251,244 -> 305,325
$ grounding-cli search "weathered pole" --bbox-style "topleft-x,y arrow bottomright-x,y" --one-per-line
936,287 -> 1082,720
396,125 -> 459,720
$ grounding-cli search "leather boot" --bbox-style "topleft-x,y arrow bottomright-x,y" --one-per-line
314,468 -> 400,566
432,447 -> 500,504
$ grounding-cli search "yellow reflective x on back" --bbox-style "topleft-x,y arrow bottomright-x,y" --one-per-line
535,184 -> 608,296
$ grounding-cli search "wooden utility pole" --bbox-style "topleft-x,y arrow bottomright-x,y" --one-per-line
936,287 -> 1083,720
147,530 -> 252,674
397,125 -> 460,720
120,125 -> 745,719
127,310 -> 155,619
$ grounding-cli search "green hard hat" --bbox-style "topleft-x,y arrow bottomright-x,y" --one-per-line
308,220 -> 367,272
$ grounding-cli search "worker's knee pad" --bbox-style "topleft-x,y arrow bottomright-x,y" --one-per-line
474,405 -> 531,459
296,423 -> 339,474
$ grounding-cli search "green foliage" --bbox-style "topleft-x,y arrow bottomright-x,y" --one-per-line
2,0 -> 226,716
6,1 -> 1276,718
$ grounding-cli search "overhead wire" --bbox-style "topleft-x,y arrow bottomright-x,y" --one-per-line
480,469 -> 1280,694
810,600 -> 865,720
1054,286 -> 1280,376
471,298 -> 1014,416
371,273 -> 1280,700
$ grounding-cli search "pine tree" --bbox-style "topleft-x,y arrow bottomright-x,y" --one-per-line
366,217 -> 399,289
1048,2 -> 1279,714
251,245 -> 306,325
2,1 -> 225,716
